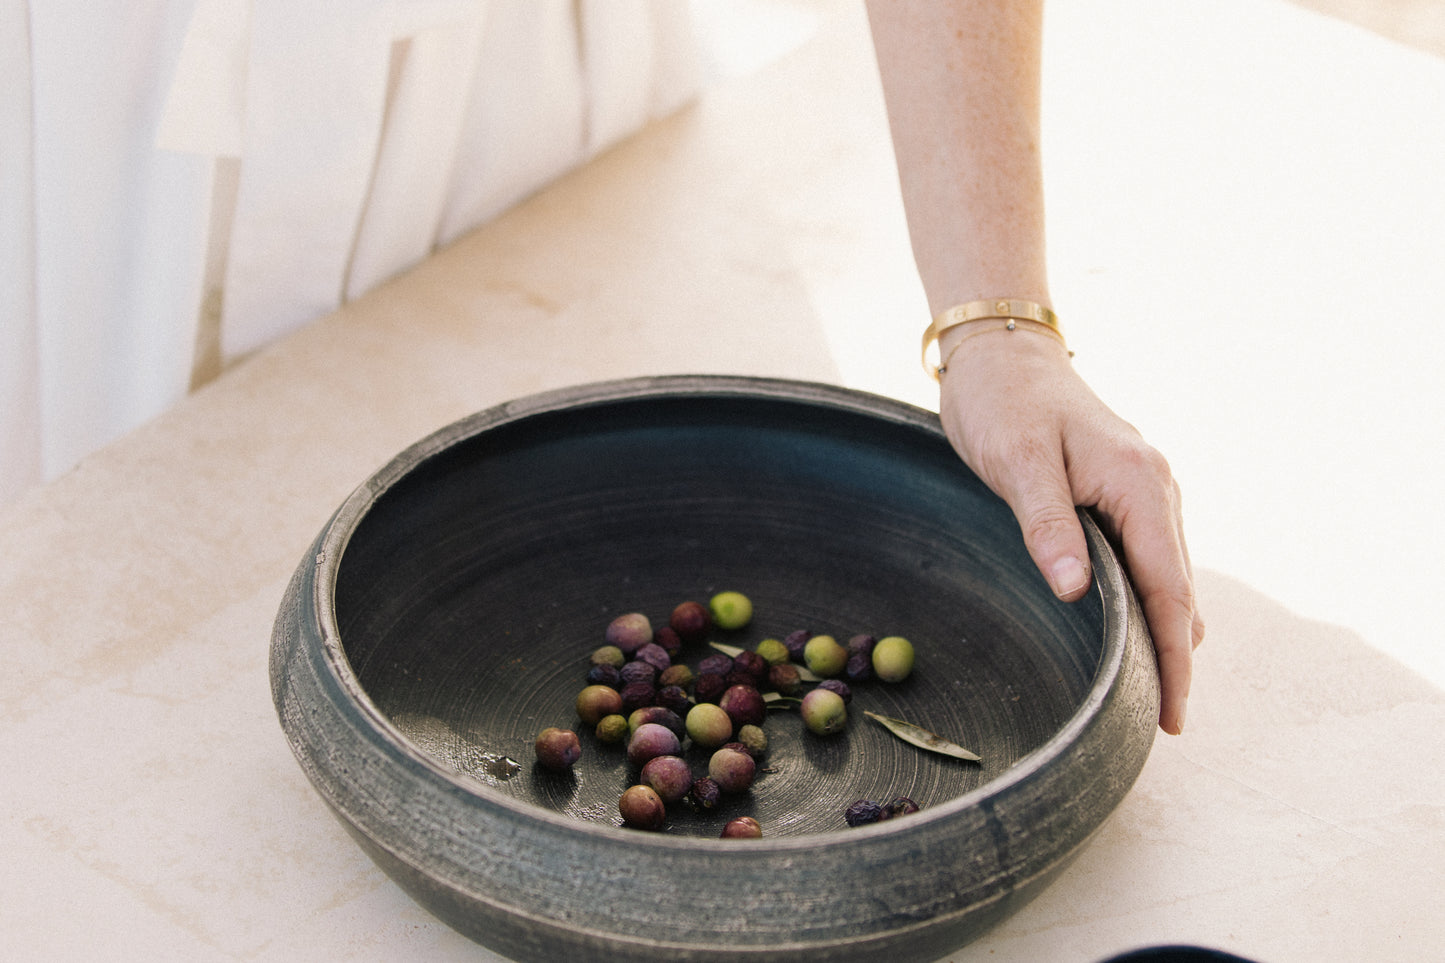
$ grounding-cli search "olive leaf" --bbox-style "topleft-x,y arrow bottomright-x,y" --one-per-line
864,711 -> 982,762
709,641 -> 821,681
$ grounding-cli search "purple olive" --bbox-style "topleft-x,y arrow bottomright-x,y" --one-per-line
697,653 -> 734,677
634,642 -> 671,672
846,633 -> 877,657
656,684 -> 693,718
620,660 -> 658,686
730,651 -> 769,686
719,684 -> 767,728
782,629 -> 812,661
670,600 -> 712,643
708,746 -> 756,794
628,705 -> 685,741
641,755 -> 694,803
619,784 -> 667,830
606,612 -> 653,654
653,625 -> 683,659
627,722 -> 681,768
843,651 -> 873,683
534,727 -> 581,771
586,663 -> 622,689
720,816 -> 762,839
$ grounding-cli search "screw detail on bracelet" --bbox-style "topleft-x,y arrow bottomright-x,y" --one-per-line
921,298 -> 1070,380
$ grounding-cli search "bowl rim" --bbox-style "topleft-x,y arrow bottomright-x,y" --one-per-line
305,374 -> 1144,852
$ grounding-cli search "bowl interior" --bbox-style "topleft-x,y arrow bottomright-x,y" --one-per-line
333,387 -> 1105,837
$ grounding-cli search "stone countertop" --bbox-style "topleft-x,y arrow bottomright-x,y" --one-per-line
3,2 -> 1443,960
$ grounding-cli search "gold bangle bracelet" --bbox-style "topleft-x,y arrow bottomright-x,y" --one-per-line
921,298 -> 1067,381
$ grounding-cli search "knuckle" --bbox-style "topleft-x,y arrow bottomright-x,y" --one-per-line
1022,505 -> 1080,547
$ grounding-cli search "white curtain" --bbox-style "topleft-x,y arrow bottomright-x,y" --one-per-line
1,0 -> 699,508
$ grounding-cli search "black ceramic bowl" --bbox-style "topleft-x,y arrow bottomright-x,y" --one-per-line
271,375 -> 1158,962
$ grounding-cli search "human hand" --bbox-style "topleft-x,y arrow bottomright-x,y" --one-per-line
936,326 -> 1203,735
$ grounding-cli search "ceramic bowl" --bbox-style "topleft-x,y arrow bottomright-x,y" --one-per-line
270,375 -> 1158,962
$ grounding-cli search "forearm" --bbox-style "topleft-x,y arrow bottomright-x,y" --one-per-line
865,0 -> 1050,315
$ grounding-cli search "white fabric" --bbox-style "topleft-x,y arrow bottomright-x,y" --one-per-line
2,0 -> 699,506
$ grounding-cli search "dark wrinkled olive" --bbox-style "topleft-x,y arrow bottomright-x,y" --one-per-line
767,662 -> 803,696
693,672 -> 728,704
697,653 -> 733,677
843,651 -> 873,683
885,796 -> 921,818
619,681 -> 657,714
844,799 -> 887,827
782,629 -> 812,661
620,660 -> 658,686
586,663 -> 622,689
634,642 -> 671,672
817,678 -> 852,705
656,684 -> 693,718
688,777 -> 721,811
730,650 -> 769,686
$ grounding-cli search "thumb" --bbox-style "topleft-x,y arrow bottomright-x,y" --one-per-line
1004,465 -> 1092,602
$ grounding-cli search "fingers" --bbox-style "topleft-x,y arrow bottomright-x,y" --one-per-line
1107,473 -> 1198,735
1013,469 -> 1093,603
980,430 -> 1094,603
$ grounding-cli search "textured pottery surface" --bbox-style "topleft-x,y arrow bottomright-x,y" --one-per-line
270,375 -> 1160,962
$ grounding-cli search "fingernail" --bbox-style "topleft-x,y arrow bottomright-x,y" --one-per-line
1048,556 -> 1089,598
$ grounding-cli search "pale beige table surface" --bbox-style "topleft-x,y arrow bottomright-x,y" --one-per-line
4,2 -> 1443,961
